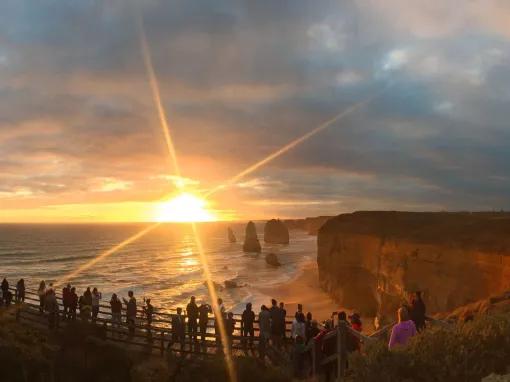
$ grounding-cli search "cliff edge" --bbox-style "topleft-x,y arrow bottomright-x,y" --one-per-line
317,211 -> 510,317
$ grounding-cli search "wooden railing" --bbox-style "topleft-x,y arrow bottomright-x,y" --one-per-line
15,287 -> 295,332
6,286 -> 295,362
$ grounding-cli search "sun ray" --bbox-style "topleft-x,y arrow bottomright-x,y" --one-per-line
191,222 -> 237,382
204,91 -> 385,198
136,11 -> 181,179
55,223 -> 160,288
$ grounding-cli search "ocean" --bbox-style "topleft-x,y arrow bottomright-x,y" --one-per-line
0,222 -> 316,314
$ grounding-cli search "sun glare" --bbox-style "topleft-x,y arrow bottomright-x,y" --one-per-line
154,193 -> 216,222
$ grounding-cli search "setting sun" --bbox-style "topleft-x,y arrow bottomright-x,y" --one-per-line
154,193 -> 216,222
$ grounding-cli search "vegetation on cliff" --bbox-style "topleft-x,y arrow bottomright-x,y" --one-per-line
348,314 -> 510,382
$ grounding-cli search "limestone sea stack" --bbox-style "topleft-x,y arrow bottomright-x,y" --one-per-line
243,221 -> 261,252
264,219 -> 290,244
228,227 -> 236,243
317,211 -> 510,318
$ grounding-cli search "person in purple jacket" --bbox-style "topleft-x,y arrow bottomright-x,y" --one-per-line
388,307 -> 417,349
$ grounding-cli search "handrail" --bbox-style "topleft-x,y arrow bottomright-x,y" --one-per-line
13,286 -> 295,325
12,300 -> 278,357
9,286 -> 294,334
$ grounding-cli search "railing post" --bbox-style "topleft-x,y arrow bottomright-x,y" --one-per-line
337,321 -> 347,382
160,330 -> 165,356
311,338 -> 316,379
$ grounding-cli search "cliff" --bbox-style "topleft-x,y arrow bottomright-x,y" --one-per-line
264,219 -> 290,244
317,211 -> 510,317
284,216 -> 333,235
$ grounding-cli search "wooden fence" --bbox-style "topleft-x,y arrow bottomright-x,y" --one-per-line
6,286 -> 293,362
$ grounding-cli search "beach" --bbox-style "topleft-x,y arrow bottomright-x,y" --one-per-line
258,261 -> 339,321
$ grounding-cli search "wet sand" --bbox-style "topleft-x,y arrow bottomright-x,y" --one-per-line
257,261 -> 340,322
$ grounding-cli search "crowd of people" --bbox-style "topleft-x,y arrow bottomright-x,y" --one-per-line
1,277 -> 428,380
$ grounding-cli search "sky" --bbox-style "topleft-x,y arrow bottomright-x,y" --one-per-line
1,0 -> 510,222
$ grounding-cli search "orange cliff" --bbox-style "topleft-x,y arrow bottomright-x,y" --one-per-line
317,211 -> 510,318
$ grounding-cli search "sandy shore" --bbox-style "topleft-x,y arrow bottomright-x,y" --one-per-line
257,261 -> 340,322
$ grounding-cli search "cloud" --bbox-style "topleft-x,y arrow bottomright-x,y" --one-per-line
307,22 -> 346,52
1,0 -> 510,220
91,177 -> 133,192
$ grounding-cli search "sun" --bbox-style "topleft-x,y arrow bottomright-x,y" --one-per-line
154,193 -> 216,222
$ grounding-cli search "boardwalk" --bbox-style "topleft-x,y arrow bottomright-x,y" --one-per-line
6,286 -> 291,366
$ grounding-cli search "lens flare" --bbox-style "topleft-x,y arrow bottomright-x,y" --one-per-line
154,193 -> 216,222
55,223 -> 160,288
205,92 -> 382,198
136,12 -> 181,180
191,222 -> 237,382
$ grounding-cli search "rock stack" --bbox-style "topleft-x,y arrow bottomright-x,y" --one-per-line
264,219 -> 290,244
227,227 -> 236,243
243,221 -> 261,252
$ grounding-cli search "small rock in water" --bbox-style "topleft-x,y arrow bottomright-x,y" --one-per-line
265,253 -> 281,267
224,279 -> 246,289
224,280 -> 238,289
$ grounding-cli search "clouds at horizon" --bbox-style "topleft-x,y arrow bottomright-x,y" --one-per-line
1,0 -> 510,221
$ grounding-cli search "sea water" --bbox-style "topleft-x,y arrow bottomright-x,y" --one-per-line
0,222 -> 316,314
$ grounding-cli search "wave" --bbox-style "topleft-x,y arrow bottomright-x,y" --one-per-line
0,250 -> 38,257
3,253 -> 98,266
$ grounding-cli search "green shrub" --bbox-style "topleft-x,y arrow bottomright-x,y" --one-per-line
348,314 -> 510,382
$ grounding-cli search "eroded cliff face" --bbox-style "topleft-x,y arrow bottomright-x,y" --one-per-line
317,212 -> 510,317
284,216 -> 333,235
